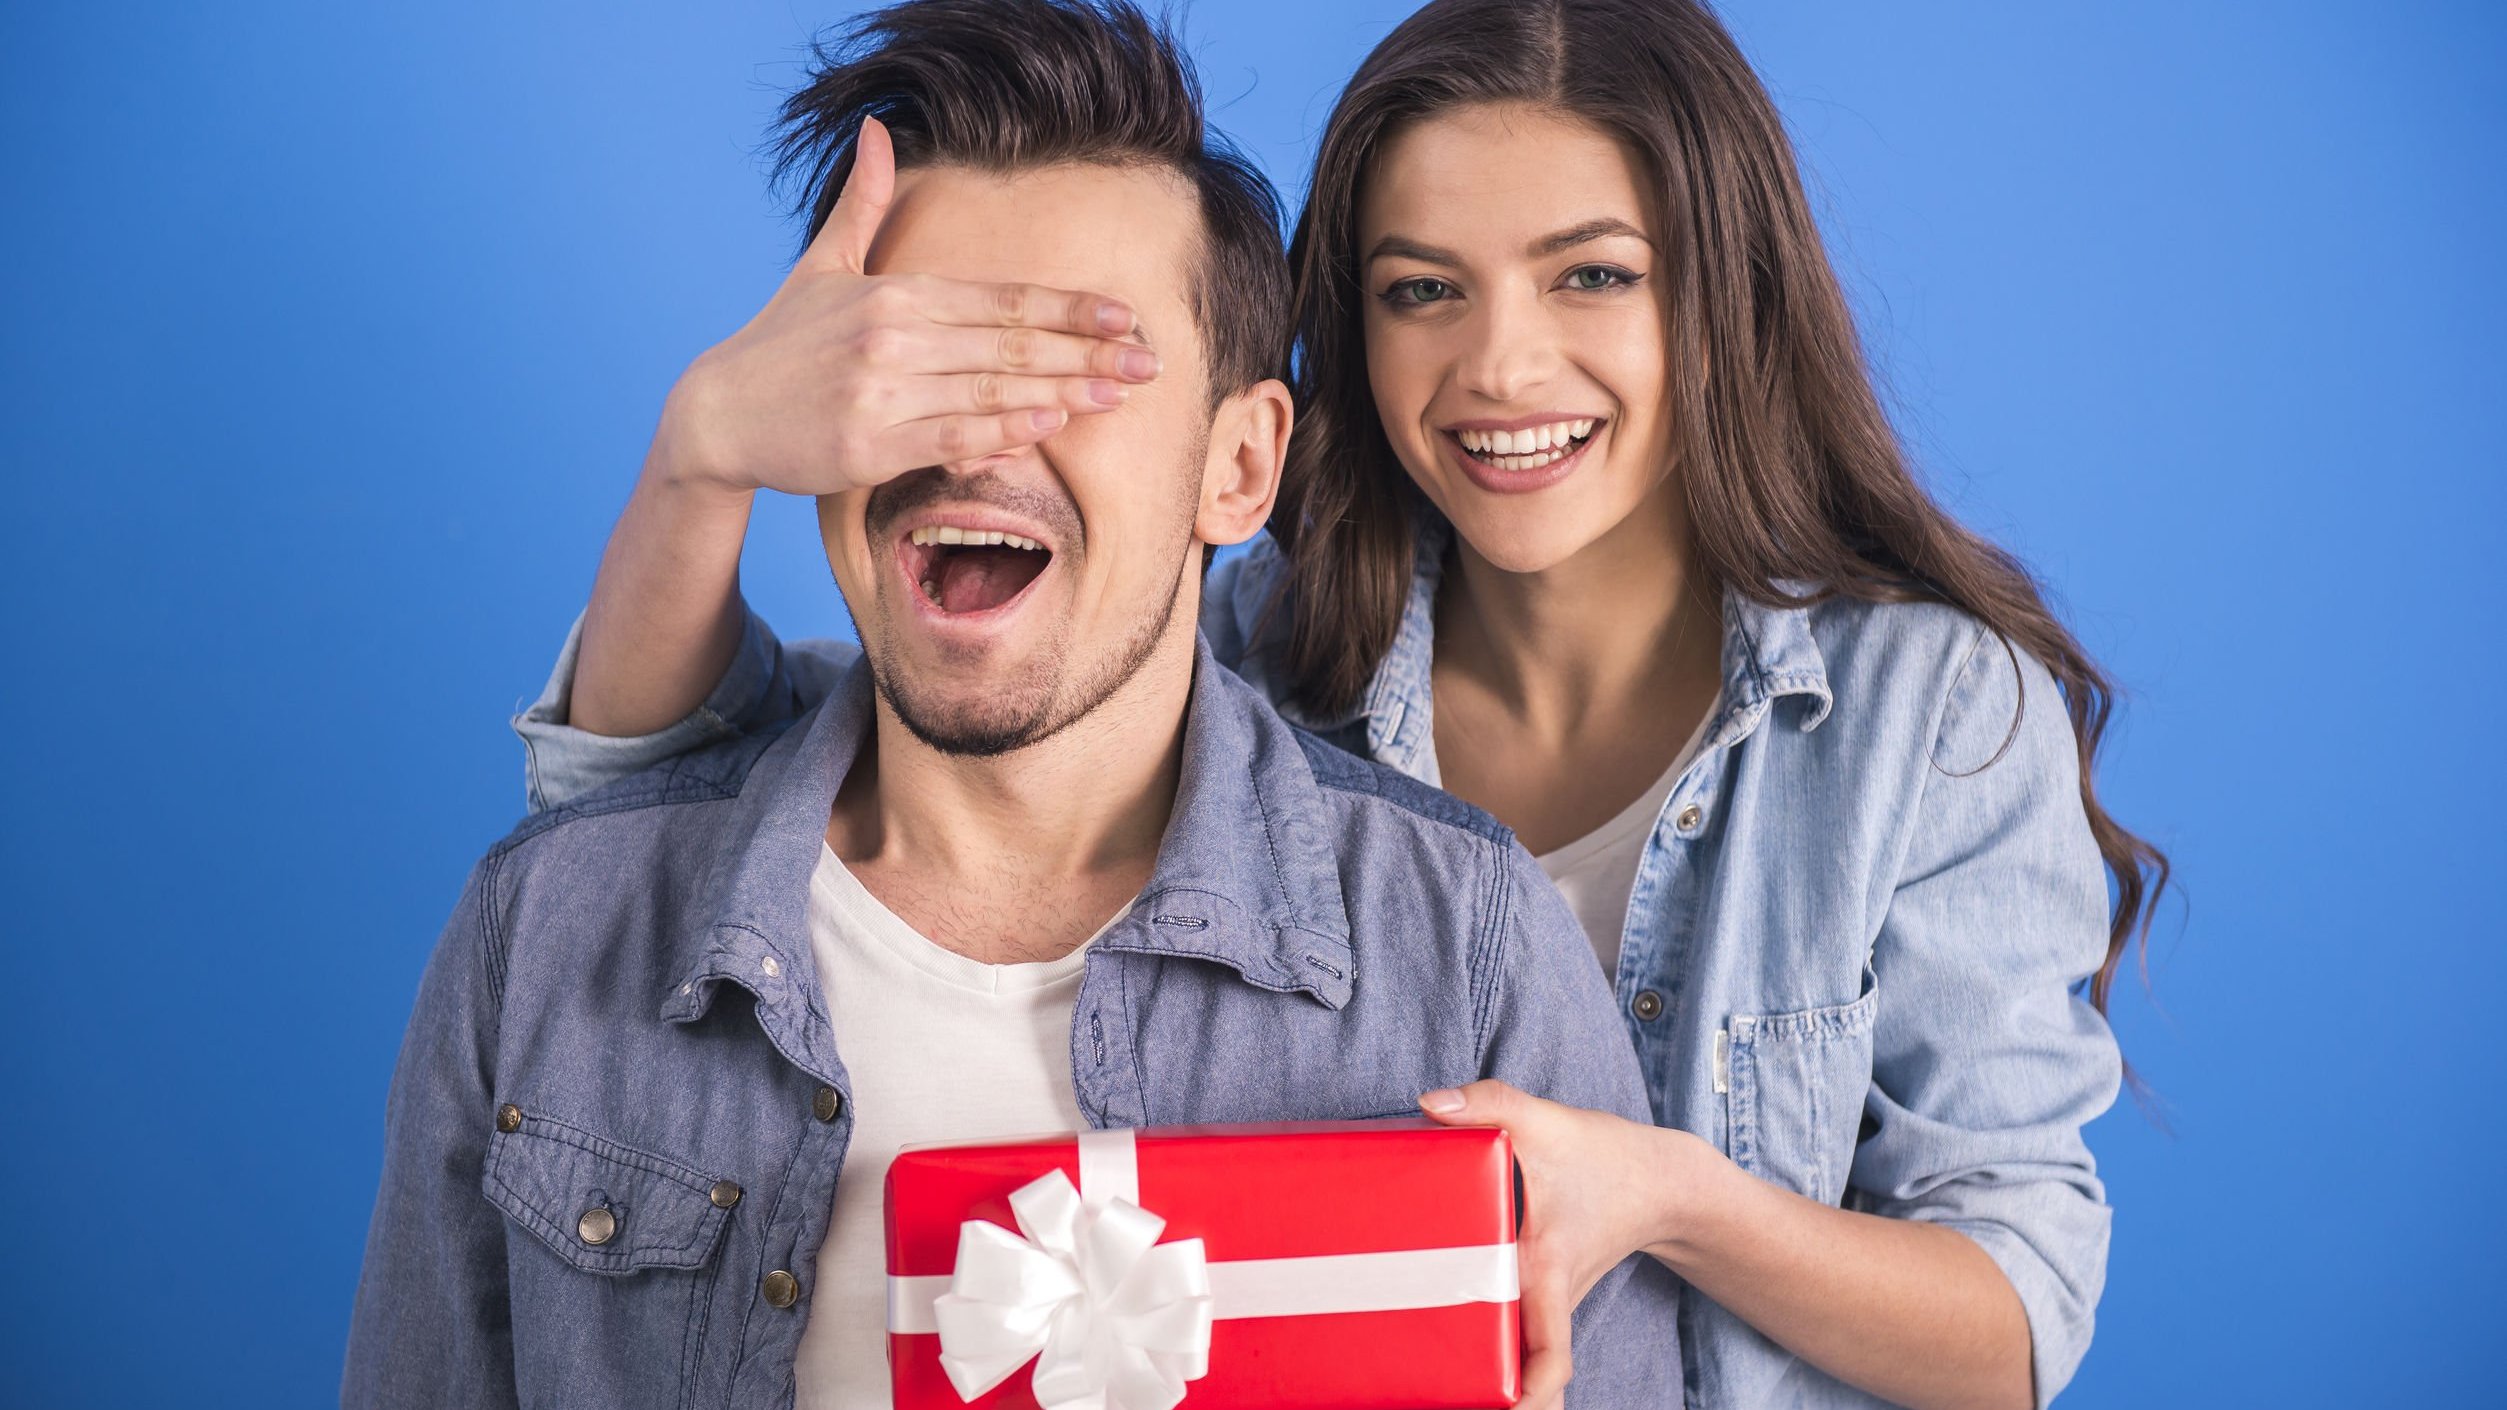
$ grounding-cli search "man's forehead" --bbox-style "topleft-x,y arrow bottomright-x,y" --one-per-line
868,163 -> 1200,342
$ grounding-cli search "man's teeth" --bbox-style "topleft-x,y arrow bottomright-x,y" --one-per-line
908,525 -> 1044,550
1454,419 -> 1597,468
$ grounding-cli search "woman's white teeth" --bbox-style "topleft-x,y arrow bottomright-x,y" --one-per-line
908,525 -> 1042,550
1455,419 -> 1596,466
1455,420 -> 1595,455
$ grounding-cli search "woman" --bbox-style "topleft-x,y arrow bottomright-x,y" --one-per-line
522,2 -> 2164,1406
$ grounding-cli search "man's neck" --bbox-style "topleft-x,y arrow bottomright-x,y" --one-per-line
825,614 -> 1198,965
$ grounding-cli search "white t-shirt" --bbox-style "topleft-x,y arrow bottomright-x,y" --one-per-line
793,843 -> 1118,1409
1432,695 -> 1721,977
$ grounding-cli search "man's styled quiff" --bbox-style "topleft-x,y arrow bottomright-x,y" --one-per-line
771,0 -> 1292,402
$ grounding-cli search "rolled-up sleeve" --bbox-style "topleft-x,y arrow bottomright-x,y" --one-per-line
510,602 -> 853,813
1853,630 -> 2123,1407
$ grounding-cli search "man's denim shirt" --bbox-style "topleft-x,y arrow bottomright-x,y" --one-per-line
505,518 -> 2124,1409
346,639 -> 1683,1408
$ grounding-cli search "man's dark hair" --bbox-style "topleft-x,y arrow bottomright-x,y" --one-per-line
772,0 -> 1291,403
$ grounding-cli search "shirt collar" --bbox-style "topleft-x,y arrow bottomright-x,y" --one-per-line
1714,583 -> 1834,742
1271,510 -> 1449,779
1092,636 -> 1356,1008
1359,513 -> 1453,777
659,636 -> 1358,1041
656,661 -> 876,1083
1303,507 -> 1836,761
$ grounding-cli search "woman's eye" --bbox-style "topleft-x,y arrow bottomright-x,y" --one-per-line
1562,265 -> 1639,292
1383,277 -> 1455,306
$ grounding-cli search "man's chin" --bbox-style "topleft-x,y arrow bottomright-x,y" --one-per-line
872,671 -> 1064,759
860,578 -> 1182,760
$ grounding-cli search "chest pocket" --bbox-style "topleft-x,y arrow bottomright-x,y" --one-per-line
481,1109 -> 739,1408
483,1112 -> 737,1273
1720,965 -> 1878,1205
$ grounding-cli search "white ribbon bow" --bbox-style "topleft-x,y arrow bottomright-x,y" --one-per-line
931,1168 -> 1216,1410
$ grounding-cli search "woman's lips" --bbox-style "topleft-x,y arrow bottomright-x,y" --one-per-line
1441,422 -> 1600,496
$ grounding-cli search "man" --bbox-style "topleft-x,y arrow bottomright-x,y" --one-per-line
344,2 -> 1681,1406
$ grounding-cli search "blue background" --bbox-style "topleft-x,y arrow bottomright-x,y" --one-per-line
2,1 -> 2498,1403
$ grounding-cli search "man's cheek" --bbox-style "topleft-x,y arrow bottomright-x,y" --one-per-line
816,492 -> 877,586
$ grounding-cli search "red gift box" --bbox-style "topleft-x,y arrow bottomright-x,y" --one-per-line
884,1121 -> 1521,1409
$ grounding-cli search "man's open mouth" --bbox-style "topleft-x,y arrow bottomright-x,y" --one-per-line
901,524 -> 1055,616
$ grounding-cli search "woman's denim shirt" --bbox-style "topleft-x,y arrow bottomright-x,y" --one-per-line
513,520 -> 2122,1409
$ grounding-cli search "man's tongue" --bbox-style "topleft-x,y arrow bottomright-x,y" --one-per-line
933,546 -> 1040,615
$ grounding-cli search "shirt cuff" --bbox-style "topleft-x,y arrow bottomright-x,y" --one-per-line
511,605 -> 780,814
1936,1214 -> 2106,1409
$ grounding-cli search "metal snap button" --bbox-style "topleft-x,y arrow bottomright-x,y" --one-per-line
1675,803 -> 1704,832
812,1085 -> 844,1123
495,1104 -> 523,1133
710,1180 -> 743,1210
577,1206 -> 617,1246
1632,989 -> 1665,1021
760,954 -> 782,978
762,1269 -> 800,1308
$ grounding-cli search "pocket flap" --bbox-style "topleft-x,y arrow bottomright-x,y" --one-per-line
482,1111 -> 734,1275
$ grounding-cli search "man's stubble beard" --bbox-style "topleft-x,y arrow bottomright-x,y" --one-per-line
867,575 -> 1183,759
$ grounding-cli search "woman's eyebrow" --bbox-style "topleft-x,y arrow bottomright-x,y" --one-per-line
1365,221 -> 1652,269
1364,234 -> 1462,268
1531,217 -> 1652,256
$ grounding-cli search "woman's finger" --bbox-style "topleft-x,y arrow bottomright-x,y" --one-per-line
900,323 -> 1160,382
1419,1078 -> 1542,1129
1514,1276 -> 1576,1410
797,115 -> 897,277
870,407 -> 1071,473
890,372 -> 1128,421
1422,1079 -> 1574,1407
907,274 -> 1137,338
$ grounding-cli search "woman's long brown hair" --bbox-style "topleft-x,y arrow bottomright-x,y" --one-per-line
1271,0 -> 2169,1013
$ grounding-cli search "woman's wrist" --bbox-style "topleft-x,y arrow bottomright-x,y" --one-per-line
647,360 -> 763,500
637,451 -> 760,529
1640,1125 -> 1760,1276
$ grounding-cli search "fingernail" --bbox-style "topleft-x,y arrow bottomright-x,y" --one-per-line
1419,1089 -> 1465,1115
1118,349 -> 1160,380
1086,379 -> 1124,407
1031,409 -> 1067,431
1096,303 -> 1132,334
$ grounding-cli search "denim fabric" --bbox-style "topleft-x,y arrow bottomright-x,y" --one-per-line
348,639 -> 1684,1408
511,517 -> 2123,1409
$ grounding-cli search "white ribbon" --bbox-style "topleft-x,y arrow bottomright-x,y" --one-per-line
928,1132 -> 1214,1410
894,1129 -> 1519,1410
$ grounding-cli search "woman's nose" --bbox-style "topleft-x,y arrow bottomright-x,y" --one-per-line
1452,291 -> 1562,404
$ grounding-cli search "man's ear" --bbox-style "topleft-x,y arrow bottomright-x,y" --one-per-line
1196,377 -> 1292,548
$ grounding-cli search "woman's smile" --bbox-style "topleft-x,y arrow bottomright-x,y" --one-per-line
1439,415 -> 1607,494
